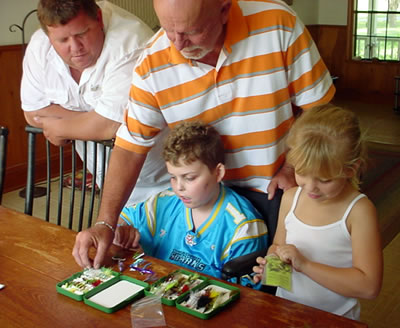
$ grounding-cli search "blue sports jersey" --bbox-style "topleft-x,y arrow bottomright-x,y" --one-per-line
120,184 -> 268,279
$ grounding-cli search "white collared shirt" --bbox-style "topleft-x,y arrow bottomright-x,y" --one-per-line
21,1 -> 170,204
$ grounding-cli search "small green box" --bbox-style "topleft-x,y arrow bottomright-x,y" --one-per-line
84,276 -> 149,313
56,268 -> 120,301
144,269 -> 208,306
176,280 -> 240,319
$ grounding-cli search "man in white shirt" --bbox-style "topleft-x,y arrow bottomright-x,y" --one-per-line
21,0 -> 170,205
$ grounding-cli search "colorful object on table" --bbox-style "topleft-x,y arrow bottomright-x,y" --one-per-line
60,268 -> 115,295
112,255 -> 127,273
148,270 -> 204,301
132,251 -> 145,261
144,273 -> 159,282
177,281 -> 240,317
132,258 -> 145,267
118,261 -> 124,272
182,287 -> 229,313
129,259 -> 154,275
129,266 -> 154,275
0,283 -> 5,290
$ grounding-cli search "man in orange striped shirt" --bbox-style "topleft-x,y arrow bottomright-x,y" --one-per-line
73,0 -> 335,269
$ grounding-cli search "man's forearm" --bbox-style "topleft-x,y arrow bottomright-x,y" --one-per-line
97,146 -> 146,228
54,111 -> 121,141
30,109 -> 121,144
24,104 -> 82,128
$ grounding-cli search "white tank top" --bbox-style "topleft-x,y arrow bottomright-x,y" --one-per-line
276,187 -> 365,320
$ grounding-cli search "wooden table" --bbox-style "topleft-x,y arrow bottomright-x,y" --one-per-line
0,206 -> 368,327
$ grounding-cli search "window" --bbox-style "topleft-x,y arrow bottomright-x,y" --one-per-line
353,0 -> 400,61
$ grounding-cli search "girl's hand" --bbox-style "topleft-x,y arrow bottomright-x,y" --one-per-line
252,256 -> 267,283
276,244 -> 308,272
113,225 -> 141,249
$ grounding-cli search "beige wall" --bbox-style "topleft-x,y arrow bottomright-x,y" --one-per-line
291,0 -> 348,26
292,0 -> 319,25
0,0 -> 39,46
318,0 -> 348,25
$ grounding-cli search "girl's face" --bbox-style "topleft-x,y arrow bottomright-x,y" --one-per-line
166,159 -> 224,210
295,172 -> 349,202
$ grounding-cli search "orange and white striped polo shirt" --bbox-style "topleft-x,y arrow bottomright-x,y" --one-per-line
116,0 -> 335,193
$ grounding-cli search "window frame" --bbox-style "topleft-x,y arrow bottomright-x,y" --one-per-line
349,0 -> 400,62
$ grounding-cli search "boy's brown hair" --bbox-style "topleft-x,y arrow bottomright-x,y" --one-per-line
162,121 -> 225,171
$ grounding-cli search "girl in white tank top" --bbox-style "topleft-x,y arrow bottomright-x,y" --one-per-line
253,105 -> 383,321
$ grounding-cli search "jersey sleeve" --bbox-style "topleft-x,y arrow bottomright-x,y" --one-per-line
221,219 -> 268,264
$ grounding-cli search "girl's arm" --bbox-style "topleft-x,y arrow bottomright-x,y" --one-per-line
267,187 -> 294,255
278,197 -> 383,300
253,187 -> 295,281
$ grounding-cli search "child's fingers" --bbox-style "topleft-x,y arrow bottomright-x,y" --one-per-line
256,256 -> 266,265
253,274 -> 262,284
253,264 -> 264,275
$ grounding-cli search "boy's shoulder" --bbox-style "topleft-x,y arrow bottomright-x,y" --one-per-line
223,186 -> 263,224
158,188 -> 176,198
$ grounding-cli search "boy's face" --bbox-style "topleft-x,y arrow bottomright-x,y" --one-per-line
166,159 -> 224,210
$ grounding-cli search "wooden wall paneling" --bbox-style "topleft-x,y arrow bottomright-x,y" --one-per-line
307,25 -> 400,98
0,45 -> 72,193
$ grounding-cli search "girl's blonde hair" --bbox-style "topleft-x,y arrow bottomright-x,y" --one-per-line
286,104 -> 367,189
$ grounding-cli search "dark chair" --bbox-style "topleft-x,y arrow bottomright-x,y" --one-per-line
24,125 -> 114,231
221,188 -> 282,294
0,126 -> 9,205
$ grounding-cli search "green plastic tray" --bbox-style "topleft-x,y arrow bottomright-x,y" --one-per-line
144,269 -> 208,306
176,280 -> 240,319
56,269 -> 120,301
84,275 -> 149,313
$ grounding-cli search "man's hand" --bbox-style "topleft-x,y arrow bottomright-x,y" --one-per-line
113,225 -> 141,249
72,224 -> 115,269
34,116 -> 72,146
72,147 -> 147,268
267,162 -> 296,200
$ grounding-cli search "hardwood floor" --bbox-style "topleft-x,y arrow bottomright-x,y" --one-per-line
2,90 -> 399,328
332,90 -> 400,148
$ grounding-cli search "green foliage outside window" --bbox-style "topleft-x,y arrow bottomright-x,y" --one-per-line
353,0 -> 400,61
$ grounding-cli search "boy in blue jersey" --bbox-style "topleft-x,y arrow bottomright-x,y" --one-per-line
113,121 -> 268,280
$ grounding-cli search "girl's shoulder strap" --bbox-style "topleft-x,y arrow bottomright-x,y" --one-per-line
341,193 -> 367,222
288,186 -> 302,214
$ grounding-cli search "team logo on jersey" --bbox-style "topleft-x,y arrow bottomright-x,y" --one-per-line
169,249 -> 205,271
185,233 -> 197,246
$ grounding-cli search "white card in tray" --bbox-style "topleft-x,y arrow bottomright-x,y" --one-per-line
88,280 -> 144,308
